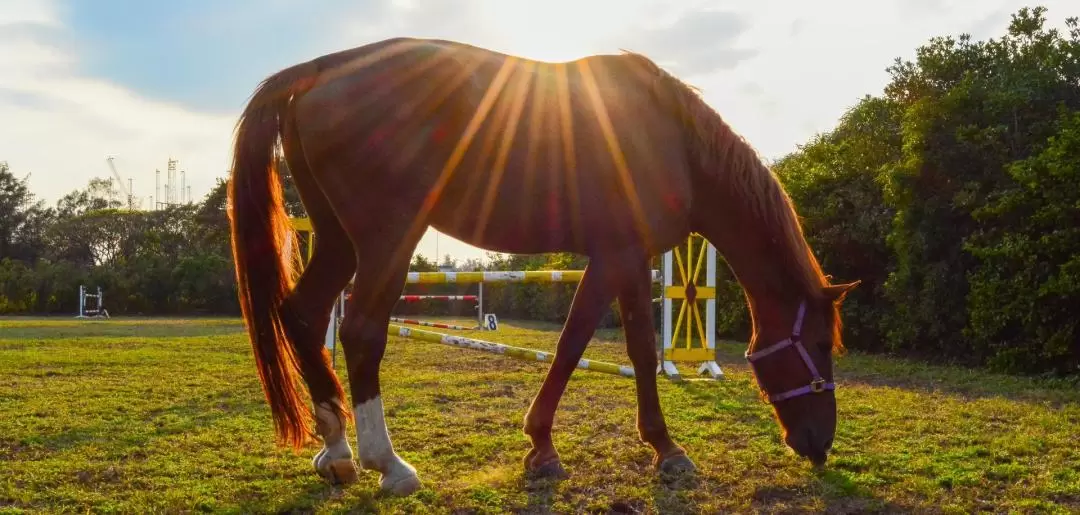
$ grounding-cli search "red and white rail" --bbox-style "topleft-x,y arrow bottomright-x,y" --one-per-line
388,317 -> 477,330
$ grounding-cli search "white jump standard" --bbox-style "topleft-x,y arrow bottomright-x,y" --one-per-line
75,285 -> 109,319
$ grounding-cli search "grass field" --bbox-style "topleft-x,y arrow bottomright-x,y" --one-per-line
1,317 -> 1078,514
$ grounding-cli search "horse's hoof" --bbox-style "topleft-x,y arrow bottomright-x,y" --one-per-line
317,457 -> 359,486
657,453 -> 697,476
381,471 -> 422,496
526,458 -> 568,480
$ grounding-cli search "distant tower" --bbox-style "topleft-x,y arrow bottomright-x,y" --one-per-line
167,158 -> 178,205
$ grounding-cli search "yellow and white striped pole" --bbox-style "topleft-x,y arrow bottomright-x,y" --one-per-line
405,269 -> 662,284
388,324 -> 635,378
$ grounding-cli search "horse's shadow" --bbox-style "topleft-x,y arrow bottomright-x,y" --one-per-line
750,468 -> 914,514
523,476 -> 560,513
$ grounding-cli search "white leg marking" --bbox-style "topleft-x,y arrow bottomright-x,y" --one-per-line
354,396 -> 421,495
314,400 -> 350,452
312,399 -> 357,484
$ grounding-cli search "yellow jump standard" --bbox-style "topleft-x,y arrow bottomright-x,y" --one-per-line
660,233 -> 723,380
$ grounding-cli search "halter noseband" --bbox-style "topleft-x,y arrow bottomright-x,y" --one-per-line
744,301 -> 835,403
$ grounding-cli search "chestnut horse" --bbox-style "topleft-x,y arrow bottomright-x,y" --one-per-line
228,37 -> 858,495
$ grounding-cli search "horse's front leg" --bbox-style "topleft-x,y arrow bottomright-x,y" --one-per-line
617,270 -> 696,475
522,260 -> 618,478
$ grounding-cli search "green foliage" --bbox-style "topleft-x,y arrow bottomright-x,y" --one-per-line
0,175 -> 239,315
770,96 -> 902,350
747,6 -> 1080,375
965,109 -> 1080,373
879,8 -> 1080,360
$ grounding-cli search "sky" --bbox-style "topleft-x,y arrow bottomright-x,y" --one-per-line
1,0 -> 1075,263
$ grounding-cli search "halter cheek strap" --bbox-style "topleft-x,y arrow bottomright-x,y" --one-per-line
744,301 -> 835,403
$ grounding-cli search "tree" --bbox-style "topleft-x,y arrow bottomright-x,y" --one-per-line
879,7 -> 1080,360
770,96 -> 903,349
965,109 -> 1080,374
0,162 -> 51,262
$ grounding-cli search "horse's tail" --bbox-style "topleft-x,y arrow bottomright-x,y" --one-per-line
228,61 -> 321,450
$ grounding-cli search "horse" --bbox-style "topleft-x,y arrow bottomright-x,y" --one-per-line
227,37 -> 859,495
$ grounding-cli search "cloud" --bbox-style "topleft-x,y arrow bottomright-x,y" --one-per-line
0,0 -> 59,26
614,9 -> 758,78
0,2 -> 235,208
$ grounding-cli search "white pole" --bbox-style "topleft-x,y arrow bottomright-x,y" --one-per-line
477,282 -> 484,330
698,242 -> 723,379
325,296 -> 338,352
660,250 -> 679,378
706,245 -> 716,353
78,285 -> 84,317
662,252 -> 672,355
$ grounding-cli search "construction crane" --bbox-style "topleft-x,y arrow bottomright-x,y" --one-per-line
104,155 -> 136,210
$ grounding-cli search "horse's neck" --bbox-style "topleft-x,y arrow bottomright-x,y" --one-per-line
730,244 -> 803,337
697,205 -> 804,340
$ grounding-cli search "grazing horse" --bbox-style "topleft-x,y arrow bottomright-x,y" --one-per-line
228,37 -> 858,495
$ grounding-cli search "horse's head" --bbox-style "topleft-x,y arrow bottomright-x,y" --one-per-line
745,282 -> 857,465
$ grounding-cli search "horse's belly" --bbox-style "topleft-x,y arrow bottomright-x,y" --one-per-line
429,194 -> 585,255
428,173 -> 638,255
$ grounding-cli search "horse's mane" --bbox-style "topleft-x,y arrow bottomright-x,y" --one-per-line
619,51 -> 845,353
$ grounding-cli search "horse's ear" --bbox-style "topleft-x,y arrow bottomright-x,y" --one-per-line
823,281 -> 860,302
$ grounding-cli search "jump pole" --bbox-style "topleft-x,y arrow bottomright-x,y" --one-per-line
399,295 -> 478,302
389,317 -> 476,331
388,324 -> 636,378
404,270 -> 661,284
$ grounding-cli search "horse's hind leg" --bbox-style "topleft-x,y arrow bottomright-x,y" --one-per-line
617,266 -> 695,475
280,117 -> 359,485
335,217 -> 426,496
281,230 -> 357,484
522,255 -> 621,478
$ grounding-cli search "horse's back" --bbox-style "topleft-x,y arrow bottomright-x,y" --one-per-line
293,38 -> 694,256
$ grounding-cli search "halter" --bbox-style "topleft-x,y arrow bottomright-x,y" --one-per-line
744,301 -> 835,403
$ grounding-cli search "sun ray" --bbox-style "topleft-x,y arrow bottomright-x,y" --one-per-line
380,54 -> 512,278
518,64 -> 549,234
453,61 -> 520,233
577,59 -> 653,250
380,51 -> 475,178
472,60 -> 535,242
554,62 -> 584,249
398,56 -> 518,258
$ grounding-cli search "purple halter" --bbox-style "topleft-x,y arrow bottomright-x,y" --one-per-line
744,301 -> 835,403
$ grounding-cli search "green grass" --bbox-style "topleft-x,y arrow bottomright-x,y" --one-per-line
1,317 -> 1078,513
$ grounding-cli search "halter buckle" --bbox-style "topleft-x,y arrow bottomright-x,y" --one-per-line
810,378 -> 826,393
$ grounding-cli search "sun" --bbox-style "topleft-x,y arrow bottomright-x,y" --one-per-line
474,0 -> 642,62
